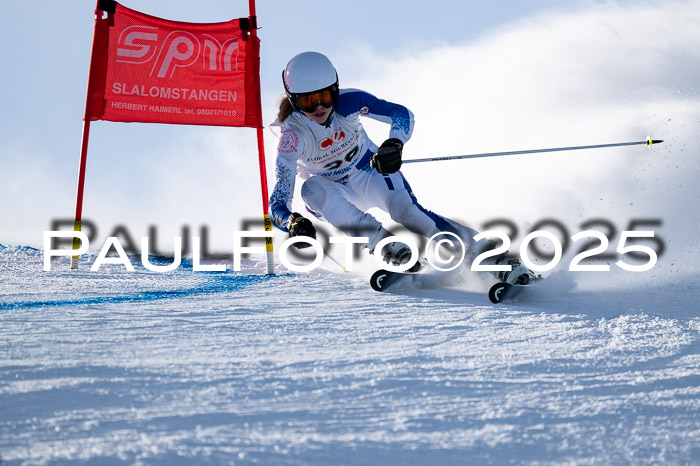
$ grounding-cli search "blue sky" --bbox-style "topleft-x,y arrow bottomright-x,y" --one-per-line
0,0 -> 595,242
1,1 -> 603,144
1,0 -> 698,270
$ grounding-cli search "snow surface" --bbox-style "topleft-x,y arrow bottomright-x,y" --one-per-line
2,1 -> 700,463
1,246 -> 699,465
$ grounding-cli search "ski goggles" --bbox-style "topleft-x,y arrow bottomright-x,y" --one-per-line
292,88 -> 336,113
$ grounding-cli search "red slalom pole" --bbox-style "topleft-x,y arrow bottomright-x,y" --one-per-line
71,1 -> 106,269
71,120 -> 92,269
248,0 -> 275,274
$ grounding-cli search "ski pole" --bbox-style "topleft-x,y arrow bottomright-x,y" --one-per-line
403,136 -> 663,165
324,250 -> 348,273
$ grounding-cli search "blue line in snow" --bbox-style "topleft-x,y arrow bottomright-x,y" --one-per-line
0,274 -> 274,310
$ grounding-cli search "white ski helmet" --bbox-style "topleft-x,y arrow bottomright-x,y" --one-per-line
283,51 -> 339,112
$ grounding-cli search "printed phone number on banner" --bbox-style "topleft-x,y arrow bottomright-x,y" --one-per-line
110,101 -> 238,117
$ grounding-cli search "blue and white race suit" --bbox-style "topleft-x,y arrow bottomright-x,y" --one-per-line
269,88 -> 475,243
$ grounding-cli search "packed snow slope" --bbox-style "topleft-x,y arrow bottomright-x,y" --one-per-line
1,246 -> 699,465
2,1 -> 700,464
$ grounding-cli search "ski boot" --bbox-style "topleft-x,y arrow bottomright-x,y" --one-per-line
494,256 -> 538,285
368,227 -> 420,272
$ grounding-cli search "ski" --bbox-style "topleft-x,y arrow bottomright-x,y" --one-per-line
370,268 -> 418,292
488,276 -> 545,304
370,266 -> 546,303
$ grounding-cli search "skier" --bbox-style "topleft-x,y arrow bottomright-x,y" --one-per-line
269,51 -> 532,284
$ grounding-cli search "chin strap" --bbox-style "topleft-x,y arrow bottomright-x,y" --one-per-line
323,110 -> 334,127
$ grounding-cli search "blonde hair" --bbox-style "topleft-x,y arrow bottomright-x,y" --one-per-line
278,94 -> 294,122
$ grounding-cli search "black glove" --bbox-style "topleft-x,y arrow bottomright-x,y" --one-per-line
370,138 -> 403,174
287,212 -> 316,249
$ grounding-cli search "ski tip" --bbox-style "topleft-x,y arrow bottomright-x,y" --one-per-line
370,269 -> 391,292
